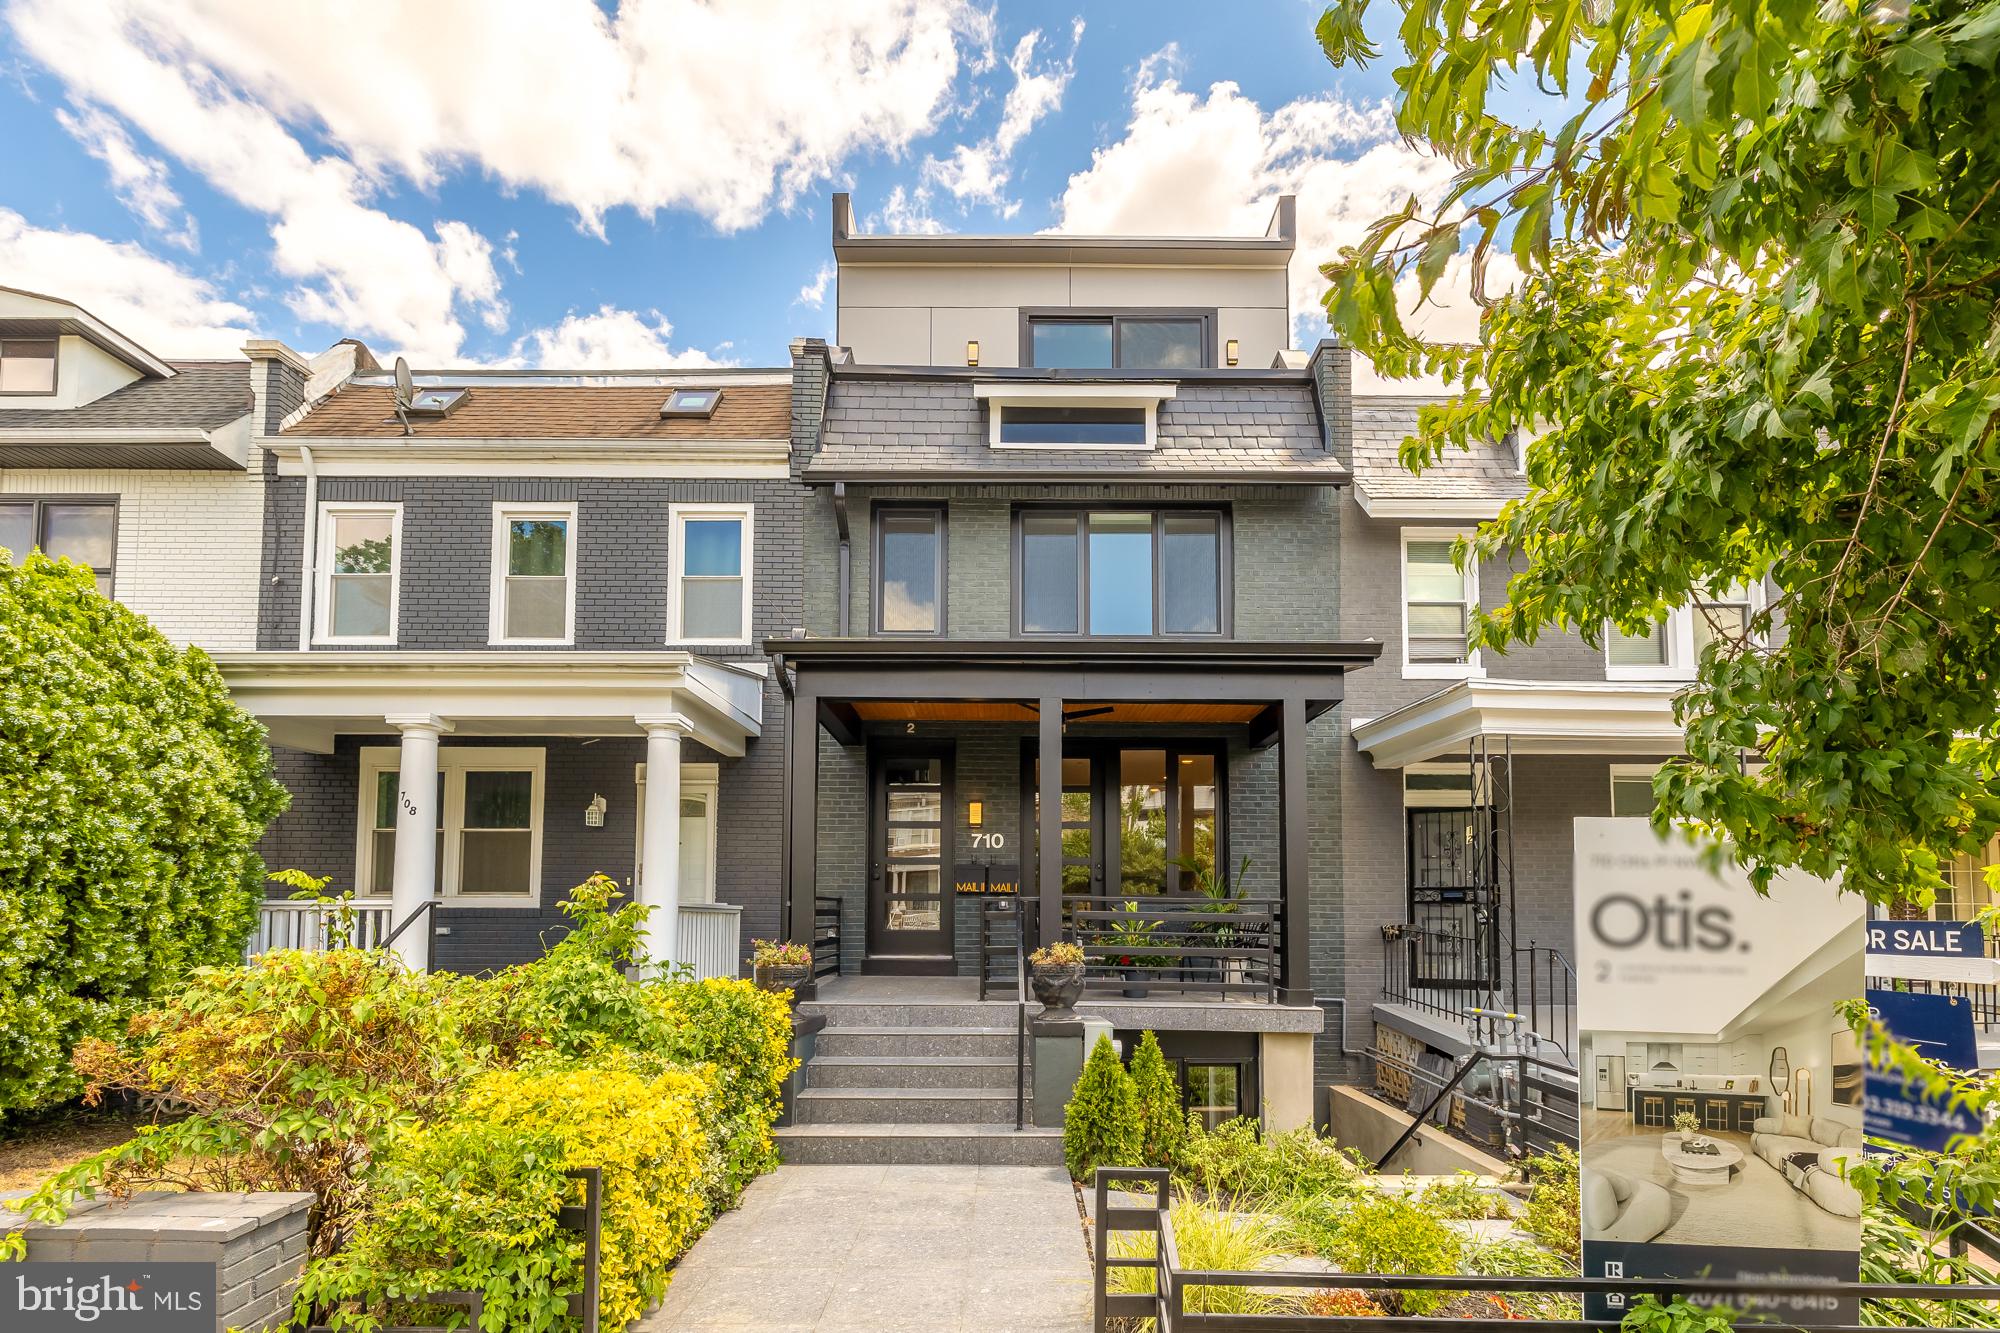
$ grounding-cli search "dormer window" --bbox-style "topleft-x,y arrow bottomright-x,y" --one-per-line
1024,312 -> 1211,369
975,382 -> 1176,452
0,339 -> 57,395
661,388 -> 722,418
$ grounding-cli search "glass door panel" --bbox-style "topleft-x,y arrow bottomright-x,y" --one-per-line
869,751 -> 952,964
1117,749 -> 1168,897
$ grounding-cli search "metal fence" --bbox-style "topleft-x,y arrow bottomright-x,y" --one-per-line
1093,1167 -> 2000,1333
1071,894 -> 1281,1003
248,901 -> 393,958
677,902 -> 742,980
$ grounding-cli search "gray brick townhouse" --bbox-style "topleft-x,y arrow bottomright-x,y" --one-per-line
222,367 -> 799,978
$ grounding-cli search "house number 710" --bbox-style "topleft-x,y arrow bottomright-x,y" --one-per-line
972,832 -> 1005,849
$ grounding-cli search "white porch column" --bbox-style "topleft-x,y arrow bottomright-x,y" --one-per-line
637,713 -> 694,971
385,713 -> 452,971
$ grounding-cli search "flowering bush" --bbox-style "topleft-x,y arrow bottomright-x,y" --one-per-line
8,878 -> 795,1332
750,938 -> 811,967
0,553 -> 287,1117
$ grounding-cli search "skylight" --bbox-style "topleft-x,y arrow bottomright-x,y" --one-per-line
661,388 -> 722,418
406,387 -> 468,417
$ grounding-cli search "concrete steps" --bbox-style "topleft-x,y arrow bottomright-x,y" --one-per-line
777,993 -> 1060,1166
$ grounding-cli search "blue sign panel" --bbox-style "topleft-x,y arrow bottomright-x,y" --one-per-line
1864,987 -> 1984,1152
1867,919 -> 1984,960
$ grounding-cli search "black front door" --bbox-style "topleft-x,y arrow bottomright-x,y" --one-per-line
866,744 -> 955,971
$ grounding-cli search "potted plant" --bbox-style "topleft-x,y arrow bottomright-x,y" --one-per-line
1173,854 -> 1251,983
1672,1110 -> 1706,1149
1029,939 -> 1086,1011
1106,903 -> 1166,999
751,938 -> 814,1000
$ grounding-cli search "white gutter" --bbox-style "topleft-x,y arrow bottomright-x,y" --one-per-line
296,444 -> 316,651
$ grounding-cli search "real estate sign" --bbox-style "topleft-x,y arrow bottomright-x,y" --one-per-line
1575,819 -> 1863,1324
1863,987 -> 1983,1152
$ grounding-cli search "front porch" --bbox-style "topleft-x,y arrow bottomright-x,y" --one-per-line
772,639 -> 1379,1008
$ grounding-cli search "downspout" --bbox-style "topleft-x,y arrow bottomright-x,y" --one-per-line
832,482 -> 851,637
295,444 -> 317,651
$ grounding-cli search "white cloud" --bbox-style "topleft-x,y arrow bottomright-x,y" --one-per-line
505,305 -> 728,369
868,184 -> 946,236
1051,62 -> 1520,390
9,0 -> 506,361
0,209 -> 254,355
924,19 -> 1082,211
795,263 -> 835,309
53,103 -> 197,250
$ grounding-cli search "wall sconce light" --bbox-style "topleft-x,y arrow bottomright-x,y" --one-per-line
967,800 -> 984,828
965,340 -> 980,366
1225,338 -> 1241,367
584,794 -> 607,828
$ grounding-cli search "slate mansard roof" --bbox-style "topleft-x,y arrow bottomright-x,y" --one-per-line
0,361 -> 251,432
805,371 -> 1347,484
1349,396 -> 1524,513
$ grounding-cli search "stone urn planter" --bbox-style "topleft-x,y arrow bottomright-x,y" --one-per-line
751,939 -> 815,1002
1030,963 -> 1085,1011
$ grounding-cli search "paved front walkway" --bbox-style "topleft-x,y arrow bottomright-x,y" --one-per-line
640,1164 -> 1092,1332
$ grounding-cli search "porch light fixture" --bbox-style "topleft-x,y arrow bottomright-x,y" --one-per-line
967,800 -> 984,827
965,340 -> 980,366
584,793 -> 607,828
1225,338 -> 1240,367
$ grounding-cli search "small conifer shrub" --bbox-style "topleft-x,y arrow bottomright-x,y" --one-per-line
1129,1030 -> 1185,1167
1064,1033 -> 1142,1180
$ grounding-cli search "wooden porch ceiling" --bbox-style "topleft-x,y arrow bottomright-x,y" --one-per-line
848,700 -> 1269,725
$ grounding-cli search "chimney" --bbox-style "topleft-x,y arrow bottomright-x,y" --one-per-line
242,340 -> 311,438
789,338 -> 833,467
1306,338 -> 1353,466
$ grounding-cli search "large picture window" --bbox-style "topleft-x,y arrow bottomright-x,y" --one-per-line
0,496 -> 116,593
1014,507 -> 1227,637
669,503 -> 752,644
490,504 -> 576,644
357,747 -> 544,903
316,504 -> 401,644
874,506 -> 945,635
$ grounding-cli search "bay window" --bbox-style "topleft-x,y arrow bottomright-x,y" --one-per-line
1015,507 -> 1227,637
357,747 -> 544,903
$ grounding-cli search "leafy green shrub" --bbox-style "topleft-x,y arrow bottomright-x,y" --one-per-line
1065,1034 -> 1141,1180
1307,1192 -> 1463,1317
1518,1145 -> 1581,1259
1174,1116 -> 1364,1201
1108,1191 -> 1291,1316
0,553 -> 287,1118
1461,1237 -> 1582,1321
1129,1031 -> 1184,1167
1412,1171 -> 1508,1220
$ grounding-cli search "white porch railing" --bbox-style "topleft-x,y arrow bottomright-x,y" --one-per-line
248,901 -> 395,959
677,903 -> 743,980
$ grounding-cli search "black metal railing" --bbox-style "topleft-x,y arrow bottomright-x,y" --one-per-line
1012,903 -> 1029,1132
979,896 -> 1037,1000
379,899 -> 438,972
1512,942 -> 1578,1059
1868,928 -> 2000,1030
1071,895 -> 1281,1002
1094,1167 -> 2000,1333
811,894 -> 841,978
1380,924 -> 1577,1060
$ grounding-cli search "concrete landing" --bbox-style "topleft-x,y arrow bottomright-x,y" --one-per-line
642,1164 -> 1091,1332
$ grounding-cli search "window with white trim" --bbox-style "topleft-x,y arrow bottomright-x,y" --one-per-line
1610,763 -> 1662,818
1693,584 -> 1757,658
489,503 -> 576,644
1604,582 -> 1766,679
635,762 -> 720,904
1936,837 -> 1999,923
669,504 -> 752,644
356,747 -> 544,903
0,339 -> 57,395
1402,531 -> 1479,674
316,504 -> 401,644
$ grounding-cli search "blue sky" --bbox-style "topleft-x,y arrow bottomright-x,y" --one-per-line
0,1 -> 1502,372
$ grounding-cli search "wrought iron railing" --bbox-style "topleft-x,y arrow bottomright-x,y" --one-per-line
1094,1167 -> 2000,1333
811,894 -> 842,978
1381,924 -> 1576,1060
979,896 -> 1037,1000
1071,895 -> 1280,1003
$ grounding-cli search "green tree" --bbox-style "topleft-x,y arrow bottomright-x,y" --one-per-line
0,553 -> 287,1116
1316,0 -> 2000,906
1129,1030 -> 1186,1167
1064,1033 -> 1143,1180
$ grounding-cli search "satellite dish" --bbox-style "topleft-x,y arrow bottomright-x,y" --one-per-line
392,356 -> 414,435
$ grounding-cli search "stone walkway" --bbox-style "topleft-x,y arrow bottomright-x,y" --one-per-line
639,1164 -> 1092,1332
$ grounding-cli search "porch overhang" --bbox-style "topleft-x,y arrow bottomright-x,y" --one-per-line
212,651 -> 764,756
1350,677 -> 1687,769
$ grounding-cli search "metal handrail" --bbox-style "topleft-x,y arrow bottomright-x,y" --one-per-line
379,899 -> 438,971
1012,900 -> 1030,1131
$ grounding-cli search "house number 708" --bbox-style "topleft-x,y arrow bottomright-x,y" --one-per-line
401,792 -> 418,816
